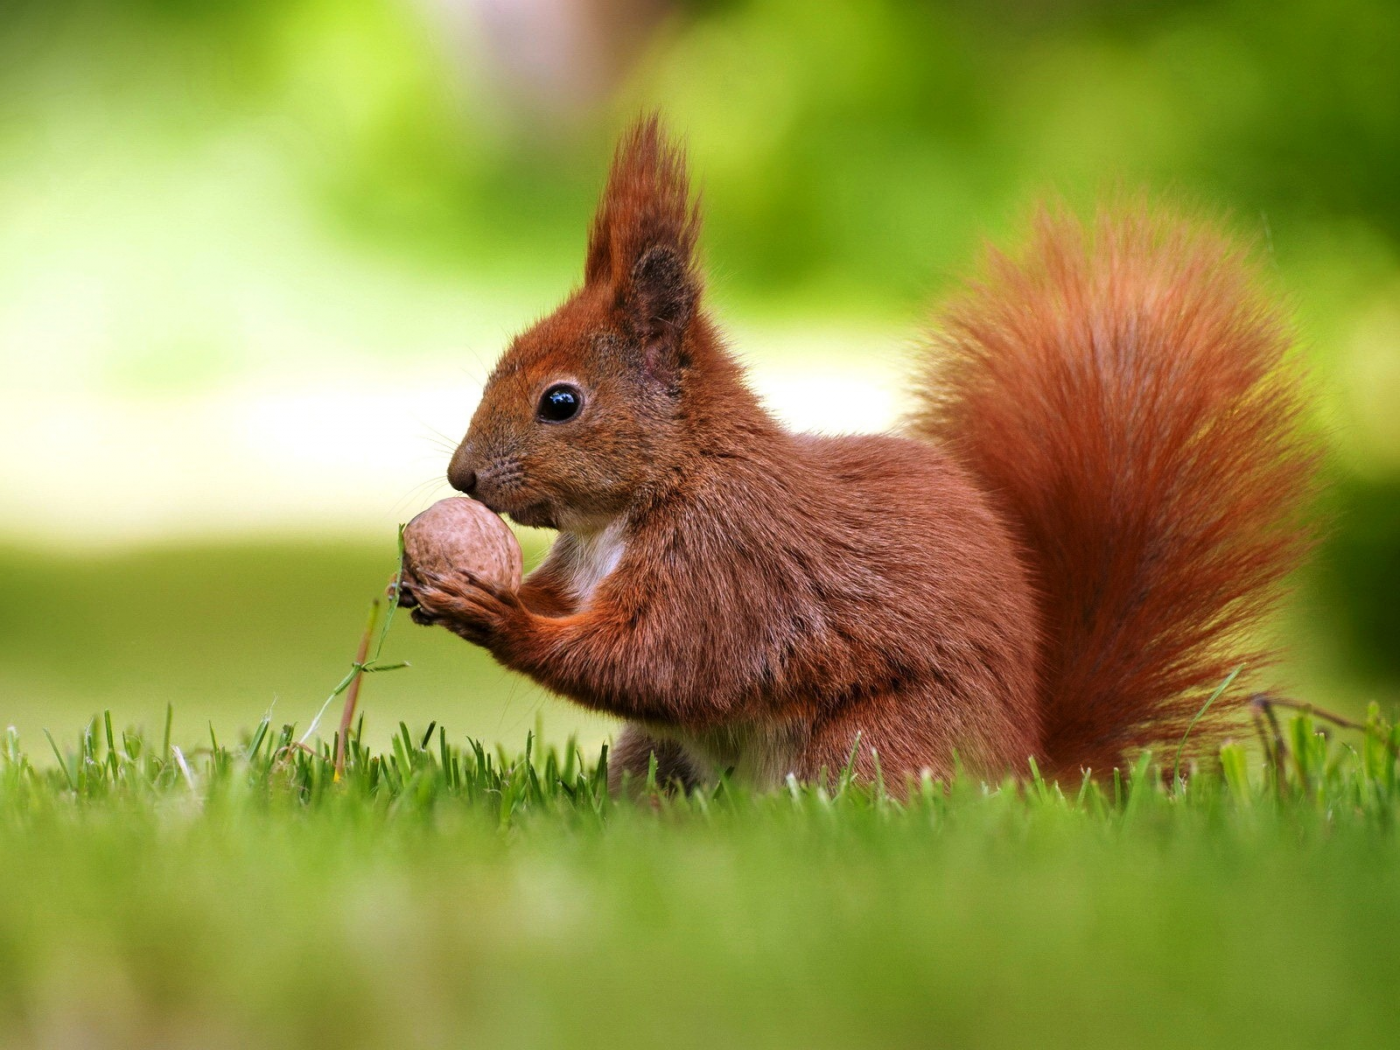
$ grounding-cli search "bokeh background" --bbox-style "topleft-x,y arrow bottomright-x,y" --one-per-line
2,0 -> 1397,755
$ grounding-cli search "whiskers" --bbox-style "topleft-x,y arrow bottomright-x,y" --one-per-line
387,355 -> 487,518
390,474 -> 456,519
457,347 -> 493,389
480,458 -> 527,496
417,422 -> 463,458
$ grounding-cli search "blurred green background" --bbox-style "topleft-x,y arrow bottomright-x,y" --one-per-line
1,0 -> 1397,753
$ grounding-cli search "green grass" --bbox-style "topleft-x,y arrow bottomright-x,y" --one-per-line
3,706 -> 1399,1050
2,541 -> 1395,1047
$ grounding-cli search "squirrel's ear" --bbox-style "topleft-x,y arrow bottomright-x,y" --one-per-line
585,115 -> 701,378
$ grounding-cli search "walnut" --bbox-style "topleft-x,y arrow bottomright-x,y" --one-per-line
401,498 -> 522,593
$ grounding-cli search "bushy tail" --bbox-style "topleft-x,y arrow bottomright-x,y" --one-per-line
910,206 -> 1320,775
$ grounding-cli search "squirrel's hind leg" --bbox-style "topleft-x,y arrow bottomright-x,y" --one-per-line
800,689 -> 1037,793
608,724 -> 703,798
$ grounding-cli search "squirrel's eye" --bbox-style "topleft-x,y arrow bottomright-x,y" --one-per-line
537,383 -> 583,423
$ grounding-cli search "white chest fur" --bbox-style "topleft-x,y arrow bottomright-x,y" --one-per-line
563,520 -> 628,604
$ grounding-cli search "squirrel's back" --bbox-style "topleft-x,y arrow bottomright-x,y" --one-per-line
910,206 -> 1320,776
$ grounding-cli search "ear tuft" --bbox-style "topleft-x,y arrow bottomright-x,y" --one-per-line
584,115 -> 702,348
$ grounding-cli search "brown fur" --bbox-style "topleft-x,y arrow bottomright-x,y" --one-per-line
405,116 -> 1318,790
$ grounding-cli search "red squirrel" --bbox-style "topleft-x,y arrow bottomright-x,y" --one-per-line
401,116 -> 1318,791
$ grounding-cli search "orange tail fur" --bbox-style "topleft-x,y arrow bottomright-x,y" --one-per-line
911,206 -> 1320,775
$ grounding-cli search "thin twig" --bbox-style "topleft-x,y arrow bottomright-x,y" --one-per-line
1252,694 -> 1289,785
1256,693 -> 1400,762
335,599 -> 382,778
1253,695 -> 1362,733
300,538 -> 411,750
269,740 -> 319,772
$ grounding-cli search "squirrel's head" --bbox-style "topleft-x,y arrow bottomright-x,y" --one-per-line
448,116 -> 714,533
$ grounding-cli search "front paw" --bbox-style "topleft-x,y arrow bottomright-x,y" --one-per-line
407,569 -> 524,647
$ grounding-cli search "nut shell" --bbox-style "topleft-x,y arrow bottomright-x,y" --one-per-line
402,498 -> 523,593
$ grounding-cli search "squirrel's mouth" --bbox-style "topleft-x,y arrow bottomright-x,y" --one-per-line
468,484 -> 554,530
505,502 -> 557,531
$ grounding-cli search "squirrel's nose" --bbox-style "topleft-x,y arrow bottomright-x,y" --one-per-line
451,468 -> 477,497
447,445 -> 478,496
